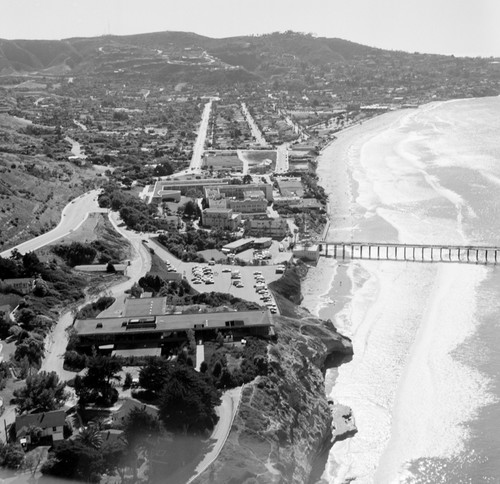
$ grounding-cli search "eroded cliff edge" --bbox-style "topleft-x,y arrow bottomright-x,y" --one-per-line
193,266 -> 354,484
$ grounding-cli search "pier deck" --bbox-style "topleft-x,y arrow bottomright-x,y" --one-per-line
321,241 -> 500,265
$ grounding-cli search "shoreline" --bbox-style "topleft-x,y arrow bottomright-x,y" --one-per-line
301,107 -> 418,483
303,96 -> 500,483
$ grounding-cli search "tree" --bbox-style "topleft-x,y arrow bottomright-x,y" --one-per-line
242,174 -> 253,184
75,425 -> 103,449
14,337 -> 45,374
13,371 -> 68,413
187,328 -> 197,354
158,364 -> 221,434
0,443 -> 25,469
123,372 -> 133,390
80,355 -> 122,406
41,440 -> 105,482
138,357 -> 171,395
122,407 -> 162,482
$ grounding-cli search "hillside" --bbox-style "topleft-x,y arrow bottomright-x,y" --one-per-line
0,32 -> 375,78
1,30 -> 497,89
0,114 -> 103,250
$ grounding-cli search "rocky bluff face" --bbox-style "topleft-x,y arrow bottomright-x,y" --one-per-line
193,314 -> 353,484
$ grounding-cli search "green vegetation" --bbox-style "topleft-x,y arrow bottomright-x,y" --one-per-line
53,241 -> 97,266
74,354 -> 122,407
98,185 -> 162,232
13,371 -> 68,413
0,251 -> 88,375
0,443 -> 25,469
207,337 -> 269,389
157,228 -> 236,262
75,296 -> 115,319
159,364 -> 220,434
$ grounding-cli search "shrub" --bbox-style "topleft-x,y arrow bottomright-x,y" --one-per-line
0,443 -> 25,469
63,350 -> 87,371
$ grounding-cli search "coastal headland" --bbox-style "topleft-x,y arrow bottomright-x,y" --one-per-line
192,267 -> 354,484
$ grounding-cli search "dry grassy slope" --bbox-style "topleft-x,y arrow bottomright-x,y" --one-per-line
36,212 -> 132,263
0,151 -> 101,250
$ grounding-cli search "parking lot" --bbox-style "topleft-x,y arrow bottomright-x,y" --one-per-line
147,239 -> 283,309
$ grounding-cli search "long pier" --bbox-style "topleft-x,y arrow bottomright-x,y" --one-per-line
322,241 -> 500,265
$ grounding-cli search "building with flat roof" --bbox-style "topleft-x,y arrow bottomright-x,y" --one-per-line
149,178 -> 229,203
73,310 -> 274,353
219,183 -> 273,202
246,217 -> 288,238
276,178 -> 304,198
228,197 -> 268,214
221,238 -> 255,254
202,208 -> 240,230
203,151 -> 243,172
124,297 -> 168,317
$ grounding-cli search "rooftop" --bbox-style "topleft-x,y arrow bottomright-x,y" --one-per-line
124,297 -> 168,317
16,410 -> 66,434
74,309 -> 273,336
222,238 -> 254,249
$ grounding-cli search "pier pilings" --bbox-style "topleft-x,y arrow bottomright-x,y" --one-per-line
321,242 -> 500,265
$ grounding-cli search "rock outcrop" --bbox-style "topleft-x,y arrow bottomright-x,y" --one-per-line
193,313 -> 353,484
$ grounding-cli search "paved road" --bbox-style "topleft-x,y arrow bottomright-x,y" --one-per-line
189,98 -> 213,173
170,98 -> 214,180
187,387 -> 242,484
41,212 -> 152,379
276,143 -> 290,173
241,103 -> 269,147
0,189 -> 105,258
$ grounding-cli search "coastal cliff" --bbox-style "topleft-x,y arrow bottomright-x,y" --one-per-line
193,267 -> 354,484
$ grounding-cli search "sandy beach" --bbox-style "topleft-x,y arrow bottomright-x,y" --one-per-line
302,100 -> 500,483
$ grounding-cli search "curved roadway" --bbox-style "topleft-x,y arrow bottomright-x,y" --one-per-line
0,189 -> 105,259
41,211 -> 152,380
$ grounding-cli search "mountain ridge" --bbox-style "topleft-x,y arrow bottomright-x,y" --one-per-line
0,30 -> 394,79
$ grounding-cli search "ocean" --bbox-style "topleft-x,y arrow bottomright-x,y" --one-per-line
301,96 -> 500,484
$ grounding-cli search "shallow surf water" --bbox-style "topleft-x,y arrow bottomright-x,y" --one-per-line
301,97 -> 500,483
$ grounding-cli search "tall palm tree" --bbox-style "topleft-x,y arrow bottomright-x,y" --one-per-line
75,425 -> 103,449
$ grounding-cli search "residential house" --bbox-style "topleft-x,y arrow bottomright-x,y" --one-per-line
111,398 -> 158,426
16,410 -> 66,445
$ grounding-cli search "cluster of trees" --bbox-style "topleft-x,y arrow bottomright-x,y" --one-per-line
53,241 -> 97,266
42,407 -> 167,483
207,337 -> 269,389
74,354 -> 122,407
138,275 -> 192,298
53,240 -> 125,267
13,371 -> 68,413
42,355 -> 222,482
157,227 -> 236,262
98,185 -> 162,232
138,358 -> 221,435
0,251 -> 89,375
75,296 -> 115,319
0,443 -> 25,469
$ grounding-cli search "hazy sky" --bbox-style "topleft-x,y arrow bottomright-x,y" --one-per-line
1,0 -> 499,57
